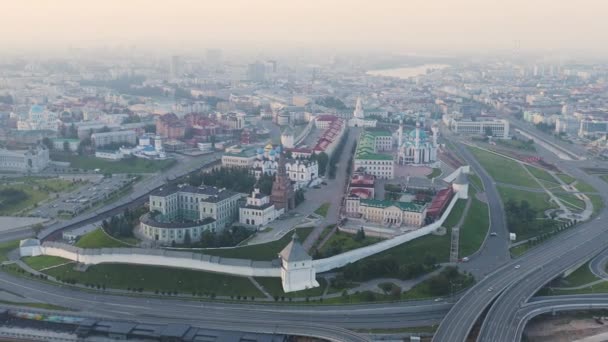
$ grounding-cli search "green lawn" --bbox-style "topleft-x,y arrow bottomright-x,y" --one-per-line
401,269 -> 475,300
601,175 -> 608,183
0,185 -> 49,216
497,186 -> 556,215
459,196 -> 490,257
442,199 -> 467,229
573,180 -> 596,194
318,232 -> 382,258
554,193 -> 585,210
469,174 -> 484,191
255,277 -> 327,298
496,139 -> 536,151
510,244 -> 531,258
22,256 -> 71,271
0,177 -> 86,215
468,147 -> 539,188
0,240 -> 20,262
345,227 -> 451,268
50,154 -> 176,174
525,165 -> 558,184
590,195 -> 604,216
560,262 -> 599,287
545,281 -> 608,296
202,227 -> 314,261
427,168 -> 442,179
557,173 -> 576,185
314,203 -> 331,217
43,263 -> 262,297
75,228 -> 131,249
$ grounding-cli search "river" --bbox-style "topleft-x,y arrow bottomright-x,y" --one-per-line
366,63 -> 450,79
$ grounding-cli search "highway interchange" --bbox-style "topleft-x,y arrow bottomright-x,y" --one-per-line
4,126 -> 608,341
434,122 -> 608,342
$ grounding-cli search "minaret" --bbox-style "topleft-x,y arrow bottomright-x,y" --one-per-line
398,119 -> 404,165
353,97 -> 364,119
414,116 -> 421,164
415,119 -> 421,148
431,122 -> 439,147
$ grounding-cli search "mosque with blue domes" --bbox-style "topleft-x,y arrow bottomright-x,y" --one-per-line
396,118 -> 439,165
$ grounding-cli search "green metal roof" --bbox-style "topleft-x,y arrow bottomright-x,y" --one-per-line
354,130 -> 394,161
360,199 -> 426,212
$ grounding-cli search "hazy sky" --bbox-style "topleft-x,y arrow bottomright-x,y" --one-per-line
3,0 -> 607,55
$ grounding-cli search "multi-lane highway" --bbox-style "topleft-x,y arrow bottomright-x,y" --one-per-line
434,132 -> 608,342
0,268 -> 454,341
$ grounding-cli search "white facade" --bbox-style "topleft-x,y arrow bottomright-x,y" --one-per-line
149,184 -> 242,230
91,130 -> 137,148
221,146 -> 258,168
252,145 -> 320,188
0,146 -> 49,173
239,188 -> 283,228
447,117 -> 510,138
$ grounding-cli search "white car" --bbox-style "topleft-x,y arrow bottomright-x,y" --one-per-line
515,265 -> 521,269
488,287 -> 493,292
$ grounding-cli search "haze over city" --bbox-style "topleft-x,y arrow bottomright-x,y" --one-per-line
3,0 -> 608,56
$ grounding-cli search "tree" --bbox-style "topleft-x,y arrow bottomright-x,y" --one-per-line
184,231 -> 191,246
69,123 -> 78,139
315,152 -> 329,176
41,137 -> 53,150
32,223 -> 44,236
484,126 -> 493,137
354,227 -> 366,242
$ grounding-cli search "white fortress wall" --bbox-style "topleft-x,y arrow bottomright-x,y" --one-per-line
38,243 -> 280,277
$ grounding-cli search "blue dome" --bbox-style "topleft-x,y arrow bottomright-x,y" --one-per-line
269,150 -> 276,156
275,145 -> 282,153
257,148 -> 264,154
409,129 -> 428,140
143,145 -> 155,151
30,105 -> 44,114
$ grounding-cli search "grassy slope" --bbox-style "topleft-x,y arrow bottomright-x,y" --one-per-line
51,154 -> 175,173
202,227 -> 314,261
75,228 -> 130,248
468,147 -> 539,188
22,256 -> 71,271
43,263 -> 262,297
459,196 -> 490,257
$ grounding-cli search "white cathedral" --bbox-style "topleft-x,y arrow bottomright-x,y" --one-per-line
396,119 -> 439,165
252,144 -> 321,189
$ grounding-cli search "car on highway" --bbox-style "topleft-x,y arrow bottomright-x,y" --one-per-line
490,232 -> 497,236
514,265 -> 521,269
487,287 -> 493,292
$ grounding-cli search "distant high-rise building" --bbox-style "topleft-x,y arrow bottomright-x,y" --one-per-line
247,62 -> 266,83
170,55 -> 181,80
206,49 -> 222,68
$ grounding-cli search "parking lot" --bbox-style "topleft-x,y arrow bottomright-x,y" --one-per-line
33,174 -> 137,219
